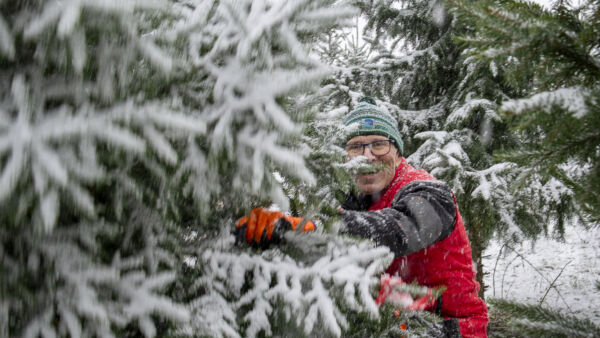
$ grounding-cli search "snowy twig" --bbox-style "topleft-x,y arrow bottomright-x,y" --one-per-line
539,259 -> 573,307
492,242 -> 508,298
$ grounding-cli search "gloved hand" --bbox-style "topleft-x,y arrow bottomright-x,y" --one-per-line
235,208 -> 315,247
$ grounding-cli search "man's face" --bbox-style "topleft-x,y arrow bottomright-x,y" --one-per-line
345,134 -> 401,196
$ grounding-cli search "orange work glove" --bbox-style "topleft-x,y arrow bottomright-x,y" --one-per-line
235,208 -> 315,247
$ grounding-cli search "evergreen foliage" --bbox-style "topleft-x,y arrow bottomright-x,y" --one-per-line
184,232 -> 394,337
335,0 -> 575,297
487,298 -> 600,338
2,0 -> 597,336
0,1 -> 399,337
448,0 -> 600,225
298,0 -> 600,334
344,304 -> 450,337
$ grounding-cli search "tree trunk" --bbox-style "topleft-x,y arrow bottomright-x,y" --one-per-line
469,223 -> 486,300
473,241 -> 486,300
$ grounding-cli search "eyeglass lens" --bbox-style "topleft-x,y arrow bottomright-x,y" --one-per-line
345,140 -> 391,156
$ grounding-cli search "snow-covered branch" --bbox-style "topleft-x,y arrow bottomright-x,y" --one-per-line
501,87 -> 590,118
190,232 -> 393,337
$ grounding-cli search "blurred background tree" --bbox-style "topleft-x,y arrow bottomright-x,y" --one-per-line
449,0 -> 600,225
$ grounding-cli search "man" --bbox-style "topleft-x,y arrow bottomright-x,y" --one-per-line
237,97 -> 488,337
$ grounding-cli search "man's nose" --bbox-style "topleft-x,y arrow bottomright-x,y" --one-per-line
363,146 -> 377,160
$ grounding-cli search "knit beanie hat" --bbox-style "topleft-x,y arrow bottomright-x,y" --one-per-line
342,97 -> 403,154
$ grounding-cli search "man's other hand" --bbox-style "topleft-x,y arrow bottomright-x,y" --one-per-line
235,208 -> 315,247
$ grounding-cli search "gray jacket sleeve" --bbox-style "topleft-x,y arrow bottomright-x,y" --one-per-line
340,180 -> 457,257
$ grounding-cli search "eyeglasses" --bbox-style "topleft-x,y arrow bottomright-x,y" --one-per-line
343,139 -> 395,156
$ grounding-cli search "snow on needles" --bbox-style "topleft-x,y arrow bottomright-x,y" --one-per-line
192,233 -> 393,338
501,87 -> 589,118
469,163 -> 515,201
0,76 -> 207,232
0,0 -> 383,337
446,98 -> 499,127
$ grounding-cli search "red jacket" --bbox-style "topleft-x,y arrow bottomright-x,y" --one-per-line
344,159 -> 488,337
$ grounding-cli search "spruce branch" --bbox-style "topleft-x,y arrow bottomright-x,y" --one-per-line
489,298 -> 600,338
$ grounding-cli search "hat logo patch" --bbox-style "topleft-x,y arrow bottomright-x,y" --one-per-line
362,118 -> 374,128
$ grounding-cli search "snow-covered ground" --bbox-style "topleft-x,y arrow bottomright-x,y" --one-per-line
483,224 -> 600,324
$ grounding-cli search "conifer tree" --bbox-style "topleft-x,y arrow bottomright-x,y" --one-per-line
0,1 -> 400,337
448,0 -> 600,225
346,0 -> 579,297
